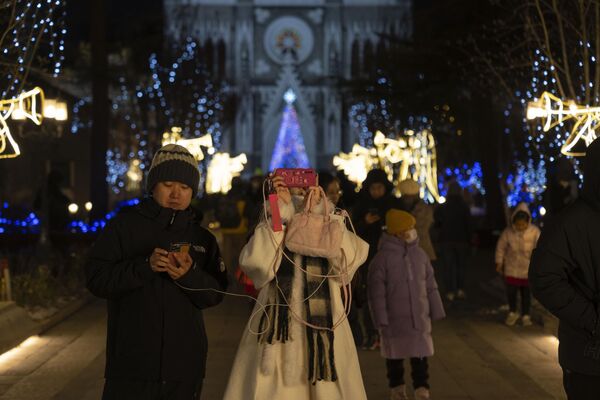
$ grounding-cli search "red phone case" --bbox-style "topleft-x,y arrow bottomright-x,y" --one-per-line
274,168 -> 317,188
269,193 -> 283,232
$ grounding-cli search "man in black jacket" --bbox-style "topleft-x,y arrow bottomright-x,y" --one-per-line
86,144 -> 228,400
530,139 -> 600,400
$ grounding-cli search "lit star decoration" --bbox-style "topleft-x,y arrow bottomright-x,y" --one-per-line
0,87 -> 44,159
269,88 -> 311,170
1,0 -> 67,99
527,91 -> 600,156
161,126 -> 215,161
205,153 -> 248,194
334,130 -> 441,203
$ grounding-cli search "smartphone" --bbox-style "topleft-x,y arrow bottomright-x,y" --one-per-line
273,168 -> 317,188
169,242 -> 190,254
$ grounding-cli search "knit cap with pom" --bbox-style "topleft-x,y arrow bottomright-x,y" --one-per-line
146,144 -> 200,196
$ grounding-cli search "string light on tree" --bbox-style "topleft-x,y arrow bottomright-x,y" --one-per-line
205,153 -> 248,194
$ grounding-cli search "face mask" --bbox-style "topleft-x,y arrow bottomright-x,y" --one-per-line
291,195 -> 305,211
404,229 -> 418,243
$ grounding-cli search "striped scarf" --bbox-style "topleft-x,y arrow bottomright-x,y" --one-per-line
258,249 -> 338,384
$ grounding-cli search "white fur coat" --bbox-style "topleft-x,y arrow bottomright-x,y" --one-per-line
223,198 -> 369,400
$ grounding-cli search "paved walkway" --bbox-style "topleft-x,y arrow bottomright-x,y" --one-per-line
0,296 -> 565,400
0,248 -> 566,400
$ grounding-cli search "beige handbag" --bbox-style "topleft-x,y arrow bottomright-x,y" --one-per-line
284,187 -> 343,258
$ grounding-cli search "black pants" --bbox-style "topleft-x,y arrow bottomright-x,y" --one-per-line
440,242 -> 469,293
506,284 -> 531,315
102,379 -> 203,400
386,358 -> 429,389
563,369 -> 600,400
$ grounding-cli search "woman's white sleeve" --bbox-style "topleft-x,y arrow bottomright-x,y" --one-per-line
238,222 -> 285,289
330,226 -> 369,286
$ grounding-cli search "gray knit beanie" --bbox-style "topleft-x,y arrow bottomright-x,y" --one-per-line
146,144 -> 200,196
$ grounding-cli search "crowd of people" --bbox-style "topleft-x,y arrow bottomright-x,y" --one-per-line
85,142 -> 600,400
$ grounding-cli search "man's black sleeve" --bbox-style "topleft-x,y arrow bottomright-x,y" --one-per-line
176,233 -> 228,309
85,219 -> 155,299
529,225 -> 598,337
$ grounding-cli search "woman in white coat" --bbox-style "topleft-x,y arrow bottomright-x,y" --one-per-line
223,176 -> 369,400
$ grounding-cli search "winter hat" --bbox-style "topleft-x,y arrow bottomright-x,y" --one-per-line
398,179 -> 420,196
146,144 -> 200,196
385,209 -> 416,235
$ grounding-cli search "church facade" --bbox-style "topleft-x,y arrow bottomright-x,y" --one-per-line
164,0 -> 412,171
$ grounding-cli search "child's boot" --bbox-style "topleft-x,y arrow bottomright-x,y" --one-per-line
415,386 -> 431,400
505,311 -> 519,326
390,385 -> 409,400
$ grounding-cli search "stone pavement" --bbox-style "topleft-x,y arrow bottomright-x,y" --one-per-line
0,296 -> 565,400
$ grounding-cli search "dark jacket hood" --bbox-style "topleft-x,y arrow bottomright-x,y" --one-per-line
582,138 -> 600,209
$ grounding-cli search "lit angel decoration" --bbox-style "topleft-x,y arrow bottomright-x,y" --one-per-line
527,91 -> 600,156
332,144 -> 377,186
0,87 -> 44,159
161,126 -> 215,161
205,152 -> 248,194
333,130 -> 441,203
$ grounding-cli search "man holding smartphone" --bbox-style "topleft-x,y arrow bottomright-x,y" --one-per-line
86,144 -> 228,400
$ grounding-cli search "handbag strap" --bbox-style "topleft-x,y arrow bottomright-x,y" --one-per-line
302,186 -> 330,217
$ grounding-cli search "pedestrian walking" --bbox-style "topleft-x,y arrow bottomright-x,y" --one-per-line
530,138 -> 600,400
368,209 -> 446,400
223,173 -> 369,400
495,203 -> 540,327
398,179 -> 436,261
434,182 -> 471,301
352,168 -> 396,348
86,144 -> 228,400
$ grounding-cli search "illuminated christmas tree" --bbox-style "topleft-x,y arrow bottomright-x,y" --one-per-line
269,89 -> 310,170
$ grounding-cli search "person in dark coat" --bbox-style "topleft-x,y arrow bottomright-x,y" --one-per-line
434,182 -> 471,301
352,168 -> 396,349
529,139 -> 600,400
86,144 -> 228,400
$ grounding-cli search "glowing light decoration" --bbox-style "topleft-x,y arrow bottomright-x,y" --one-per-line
126,159 -> 143,192
333,144 -> 377,186
0,87 -> 44,159
205,153 -> 248,194
505,159 -> 547,209
269,89 -> 310,170
527,91 -> 600,156
438,162 -> 486,196
161,126 -> 214,161
334,130 -> 441,203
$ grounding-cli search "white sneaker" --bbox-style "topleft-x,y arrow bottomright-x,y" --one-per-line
446,292 -> 455,301
505,312 -> 519,326
521,315 -> 533,326
415,387 -> 431,400
390,385 -> 409,400
456,289 -> 466,300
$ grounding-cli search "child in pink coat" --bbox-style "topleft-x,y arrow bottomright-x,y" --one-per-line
369,209 -> 445,400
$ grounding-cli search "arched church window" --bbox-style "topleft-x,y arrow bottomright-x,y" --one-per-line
376,40 -> 387,73
363,40 -> 374,78
351,40 -> 360,78
217,40 -> 226,79
204,39 -> 214,76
